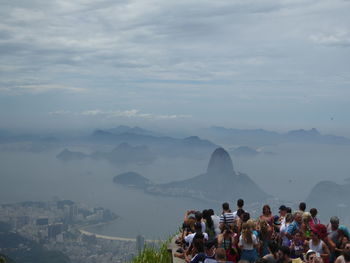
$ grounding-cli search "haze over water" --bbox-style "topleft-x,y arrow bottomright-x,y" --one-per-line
2,142 -> 350,239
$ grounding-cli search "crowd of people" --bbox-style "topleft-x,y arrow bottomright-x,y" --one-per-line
174,199 -> 350,263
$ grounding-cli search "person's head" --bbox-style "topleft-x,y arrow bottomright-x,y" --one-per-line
285,213 -> 293,223
194,222 -> 202,233
303,212 -> 312,224
311,229 -> 320,241
205,239 -> 217,257
299,202 -> 306,212
268,240 -> 279,255
242,212 -> 250,222
286,207 -> 292,214
236,208 -> 245,218
237,199 -> 244,208
338,225 -> 350,241
311,224 -> 328,240
343,241 -> 350,252
208,209 -> 214,216
215,247 -> 227,262
241,222 -> 253,244
222,202 -> 230,211
195,211 -> 202,222
306,250 -> 317,262
262,205 -> 272,216
293,230 -> 302,242
278,246 -> 291,262
294,211 -> 303,224
310,208 -> 318,218
330,216 -> 340,230
279,205 -> 288,217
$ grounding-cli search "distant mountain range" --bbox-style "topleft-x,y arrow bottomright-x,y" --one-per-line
89,128 -> 218,159
200,127 -> 350,146
57,143 -> 156,165
113,147 -> 269,203
1,126 -> 349,155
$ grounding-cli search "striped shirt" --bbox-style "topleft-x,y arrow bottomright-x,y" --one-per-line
219,212 -> 235,224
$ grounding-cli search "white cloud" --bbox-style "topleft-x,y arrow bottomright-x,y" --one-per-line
0,84 -> 86,94
55,109 -> 191,120
310,30 -> 350,47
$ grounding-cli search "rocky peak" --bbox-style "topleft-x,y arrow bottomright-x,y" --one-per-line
206,147 -> 235,175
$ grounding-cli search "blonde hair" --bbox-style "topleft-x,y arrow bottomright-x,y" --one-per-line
241,222 -> 253,244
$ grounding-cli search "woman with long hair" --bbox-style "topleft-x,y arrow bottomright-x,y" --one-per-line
260,205 -> 274,226
239,222 -> 259,263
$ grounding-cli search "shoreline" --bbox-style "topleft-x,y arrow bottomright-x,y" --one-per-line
78,221 -> 163,243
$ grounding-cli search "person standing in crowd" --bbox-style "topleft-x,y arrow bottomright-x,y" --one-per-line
220,202 -> 235,231
239,222 -> 259,263
328,216 -> 341,262
310,208 -> 321,226
260,205 -> 274,226
299,202 -> 306,213
232,199 -> 245,219
286,212 -> 303,239
308,224 -> 330,263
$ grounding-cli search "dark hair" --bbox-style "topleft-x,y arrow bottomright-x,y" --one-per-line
286,207 -> 292,214
343,250 -> 350,262
237,199 -> 244,208
262,204 -> 272,216
237,208 -> 245,217
208,209 -> 214,216
202,209 -> 213,229
195,211 -> 202,221
242,212 -> 250,222
256,259 -> 268,263
222,202 -> 230,211
193,238 -> 204,253
310,208 -> 318,217
299,202 -> 306,211
268,241 -> 279,254
306,251 -> 316,260
194,222 -> 202,232
279,246 -> 291,257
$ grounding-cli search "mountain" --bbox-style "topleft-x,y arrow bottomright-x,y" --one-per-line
145,147 -> 269,203
113,172 -> 153,188
306,180 -> 350,220
90,128 -> 219,159
57,143 -> 156,165
201,127 -> 350,146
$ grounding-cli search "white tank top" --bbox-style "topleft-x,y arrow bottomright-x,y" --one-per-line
309,240 -> 324,254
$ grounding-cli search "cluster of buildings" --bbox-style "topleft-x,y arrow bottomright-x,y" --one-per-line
0,200 -> 139,263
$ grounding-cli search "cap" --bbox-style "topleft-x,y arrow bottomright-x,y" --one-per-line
279,205 -> 287,211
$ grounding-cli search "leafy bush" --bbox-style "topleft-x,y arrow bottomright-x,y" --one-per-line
131,239 -> 172,263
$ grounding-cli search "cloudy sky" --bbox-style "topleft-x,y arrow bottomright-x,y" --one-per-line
0,0 -> 349,134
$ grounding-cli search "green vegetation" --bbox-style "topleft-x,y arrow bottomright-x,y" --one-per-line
131,240 -> 172,263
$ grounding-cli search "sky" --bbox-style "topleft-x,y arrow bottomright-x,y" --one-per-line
0,0 -> 349,135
